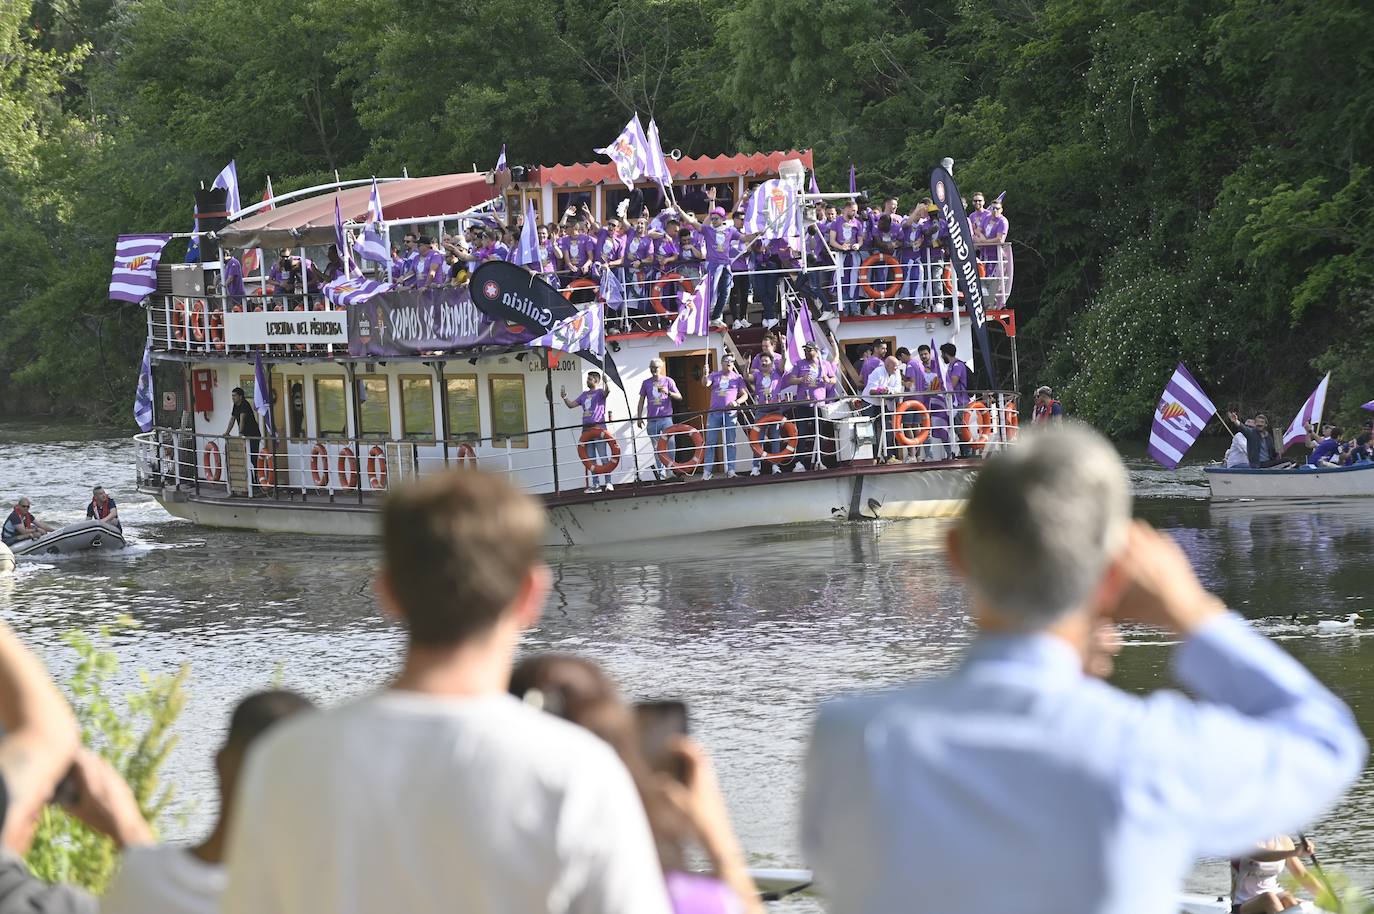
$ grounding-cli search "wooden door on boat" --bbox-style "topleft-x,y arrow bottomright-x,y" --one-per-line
663,349 -> 716,429
239,371 -> 289,488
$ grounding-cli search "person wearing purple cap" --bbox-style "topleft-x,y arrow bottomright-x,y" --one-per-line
636,358 -> 683,481
562,372 -> 613,493
702,353 -> 748,479
749,352 -> 786,475
828,200 -> 866,317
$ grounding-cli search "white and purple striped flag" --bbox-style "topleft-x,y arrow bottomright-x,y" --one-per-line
1147,363 -> 1217,469
212,159 -> 241,217
109,234 -> 173,303
1282,373 -> 1331,449
743,178 -> 800,243
527,303 -> 605,360
645,119 -> 673,188
514,199 -> 540,267
324,274 -> 392,307
495,144 -> 507,171
355,177 -> 391,273
785,295 -> 819,367
667,283 -> 711,345
133,342 -> 154,432
595,115 -> 650,189
598,266 -> 625,312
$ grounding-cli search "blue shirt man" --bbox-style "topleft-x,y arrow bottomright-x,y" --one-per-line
802,425 -> 1365,914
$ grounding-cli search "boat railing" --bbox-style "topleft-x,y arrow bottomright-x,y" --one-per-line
132,389 -> 1020,502
144,291 -> 346,358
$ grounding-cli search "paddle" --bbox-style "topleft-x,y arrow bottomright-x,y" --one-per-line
1297,831 -> 1343,914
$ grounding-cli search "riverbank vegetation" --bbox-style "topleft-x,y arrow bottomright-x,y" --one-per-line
3,0 -> 1371,435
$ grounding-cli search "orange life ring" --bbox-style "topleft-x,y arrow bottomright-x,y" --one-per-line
746,413 -> 798,463
202,441 -> 223,482
562,278 -> 598,301
958,400 -> 994,449
255,448 -> 277,487
337,447 -> 359,489
577,427 -> 621,475
208,310 -> 225,351
310,444 -> 330,486
943,261 -> 988,299
894,400 -> 932,446
367,445 -> 388,489
1004,403 -> 1020,441
189,300 -> 207,342
452,442 -> 477,468
650,272 -> 697,314
654,423 -> 705,473
172,300 -> 187,342
858,253 -> 903,300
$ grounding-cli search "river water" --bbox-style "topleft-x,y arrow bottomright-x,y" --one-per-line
1,426 -> 1370,908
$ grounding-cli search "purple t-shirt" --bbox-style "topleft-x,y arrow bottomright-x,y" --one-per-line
561,235 -> 591,271
595,230 -> 625,264
223,256 -> 246,301
786,358 -> 834,402
945,358 -> 970,407
639,376 -> 679,419
751,351 -> 787,375
1309,438 -> 1342,466
656,239 -> 680,267
983,214 -> 1008,241
830,217 -> 864,250
859,355 -> 883,385
752,369 -> 783,404
665,871 -> 737,914
574,388 -> 608,426
702,225 -> 741,266
707,370 -> 747,411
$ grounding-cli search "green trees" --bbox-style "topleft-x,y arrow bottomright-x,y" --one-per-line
4,0 -> 1372,434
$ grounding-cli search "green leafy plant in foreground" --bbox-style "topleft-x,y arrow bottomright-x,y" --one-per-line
24,621 -> 188,894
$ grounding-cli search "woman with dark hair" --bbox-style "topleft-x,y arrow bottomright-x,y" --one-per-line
510,655 -> 762,914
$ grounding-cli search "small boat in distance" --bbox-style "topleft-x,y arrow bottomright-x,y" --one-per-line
1204,463 -> 1374,499
9,520 -> 127,558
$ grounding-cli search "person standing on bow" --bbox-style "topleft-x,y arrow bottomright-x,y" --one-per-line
562,373 -> 613,494
828,199 -> 866,317
627,216 -> 658,314
749,353 -> 787,476
702,354 -> 748,480
637,359 -> 683,482
862,355 -> 906,464
784,341 -> 837,472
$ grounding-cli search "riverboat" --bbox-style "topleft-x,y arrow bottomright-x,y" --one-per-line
1204,463 -> 1374,499
130,152 -> 1022,546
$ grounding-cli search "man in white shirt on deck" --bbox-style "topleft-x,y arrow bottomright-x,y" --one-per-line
802,423 -> 1365,914
223,471 -> 671,914
862,355 -> 905,464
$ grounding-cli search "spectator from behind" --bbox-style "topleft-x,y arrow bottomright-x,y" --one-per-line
802,424 -> 1365,914
224,471 -> 670,914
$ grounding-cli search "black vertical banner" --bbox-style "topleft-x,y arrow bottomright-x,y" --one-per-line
930,165 -> 996,388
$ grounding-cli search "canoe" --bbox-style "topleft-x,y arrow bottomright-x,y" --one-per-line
1204,462 -> 1374,499
10,520 -> 126,557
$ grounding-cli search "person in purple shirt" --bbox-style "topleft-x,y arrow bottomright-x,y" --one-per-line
636,358 -> 683,481
683,207 -> 757,330
828,200 -> 866,317
561,372 -> 614,492
867,214 -> 903,316
702,353 -> 748,479
748,353 -> 786,476
727,211 -> 753,330
799,223 -> 835,316
750,334 -> 788,377
980,197 -> 1010,281
784,340 -> 839,471
536,224 -> 560,288
1306,425 -> 1345,467
940,341 -> 973,456
968,191 -> 991,238
627,217 -> 658,312
656,220 -> 681,274
392,232 -> 419,282
412,236 -> 447,289
222,248 -> 246,309
858,339 -> 888,386
899,204 -> 930,310
678,223 -> 703,285
560,221 -> 594,279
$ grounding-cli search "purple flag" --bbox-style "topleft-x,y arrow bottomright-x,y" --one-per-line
253,351 -> 276,439
109,234 -> 173,303
742,178 -> 799,243
645,119 -> 673,188
514,199 -> 540,267
1282,373 -> 1331,448
212,159 -> 241,217
1362,399 -> 1374,412
848,164 -> 856,195
809,173 -> 820,196
1147,363 -> 1218,469
356,177 -> 390,271
598,267 -> 625,311
526,303 -> 605,359
594,115 -> 651,189
786,296 -> 818,367
495,144 -> 507,171
133,342 -> 154,432
667,283 -> 710,345
323,274 -> 392,306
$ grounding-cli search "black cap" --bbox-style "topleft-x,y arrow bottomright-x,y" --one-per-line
417,235 -> 434,245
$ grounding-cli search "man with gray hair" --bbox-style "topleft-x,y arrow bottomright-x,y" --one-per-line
802,423 -> 1365,914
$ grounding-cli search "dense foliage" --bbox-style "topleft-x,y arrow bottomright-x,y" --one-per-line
4,0 -> 1372,435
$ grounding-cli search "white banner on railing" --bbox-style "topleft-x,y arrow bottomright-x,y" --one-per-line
223,311 -> 349,346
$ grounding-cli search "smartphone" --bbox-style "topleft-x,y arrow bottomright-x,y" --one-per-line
634,700 -> 689,781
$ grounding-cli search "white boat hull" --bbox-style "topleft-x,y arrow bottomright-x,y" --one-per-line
151,462 -> 977,547
10,520 -> 126,557
1205,463 -> 1374,498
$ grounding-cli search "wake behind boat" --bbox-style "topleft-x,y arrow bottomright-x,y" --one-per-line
9,520 -> 127,558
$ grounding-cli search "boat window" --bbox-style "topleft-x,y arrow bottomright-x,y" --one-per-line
556,189 -> 595,222
488,374 -> 528,448
445,375 -> 480,442
359,376 -> 391,438
315,377 -> 347,437
604,184 -> 666,221
400,376 -> 435,440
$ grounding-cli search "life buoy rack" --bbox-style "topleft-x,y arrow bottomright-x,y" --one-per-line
189,300 -> 207,342
943,261 -> 988,299
208,310 -> 225,351
894,400 -> 932,447
650,272 -> 697,314
958,400 -> 994,450
654,423 -> 704,473
255,448 -> 277,487
172,299 -> 187,342
337,447 -> 359,489
562,278 -> 598,301
202,441 -> 223,482
367,445 -> 388,489
1003,404 -> 1019,441
858,254 -> 904,300
577,427 -> 621,475
310,444 -> 330,487
452,442 -> 477,468
746,413 -> 798,464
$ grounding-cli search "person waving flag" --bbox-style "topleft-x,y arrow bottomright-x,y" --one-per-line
1282,373 -> 1331,449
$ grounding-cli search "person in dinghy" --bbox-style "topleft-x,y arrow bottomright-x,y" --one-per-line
86,486 -> 121,531
2,496 -> 54,546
